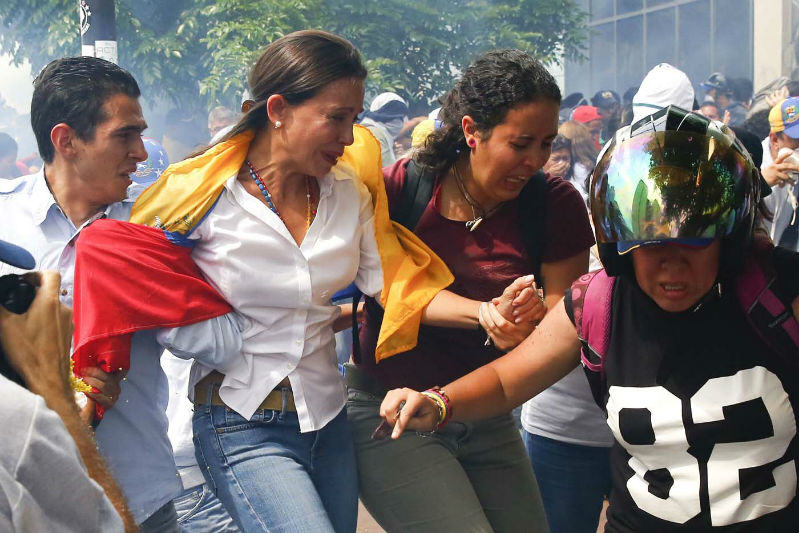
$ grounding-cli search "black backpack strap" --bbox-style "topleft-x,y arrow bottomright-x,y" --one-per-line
352,159 -> 436,365
517,171 -> 548,283
395,159 -> 436,232
351,288 -> 363,363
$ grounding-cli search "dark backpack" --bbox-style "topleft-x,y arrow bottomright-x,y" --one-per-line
348,159 -> 549,362
572,247 -> 799,401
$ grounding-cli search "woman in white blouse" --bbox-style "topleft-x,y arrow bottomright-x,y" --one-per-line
185,31 -> 540,533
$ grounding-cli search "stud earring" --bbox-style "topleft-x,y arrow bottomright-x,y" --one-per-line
274,120 -> 282,129
467,138 -> 476,147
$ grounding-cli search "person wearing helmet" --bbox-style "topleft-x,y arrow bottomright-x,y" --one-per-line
701,72 -> 728,103
702,72 -> 747,126
378,106 -> 799,531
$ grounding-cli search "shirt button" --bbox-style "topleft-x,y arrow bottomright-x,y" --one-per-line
295,339 -> 302,345
60,289 -> 68,296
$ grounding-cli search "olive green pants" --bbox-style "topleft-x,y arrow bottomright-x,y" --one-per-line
347,384 -> 549,533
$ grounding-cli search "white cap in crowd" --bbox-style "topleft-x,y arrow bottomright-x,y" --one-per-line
632,63 -> 694,123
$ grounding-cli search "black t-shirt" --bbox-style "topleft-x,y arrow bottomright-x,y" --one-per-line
566,251 -> 799,531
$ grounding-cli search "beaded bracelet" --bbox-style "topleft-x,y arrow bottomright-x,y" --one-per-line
420,391 -> 445,427
421,387 -> 454,430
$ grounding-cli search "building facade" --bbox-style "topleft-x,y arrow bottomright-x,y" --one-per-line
565,0 -> 799,100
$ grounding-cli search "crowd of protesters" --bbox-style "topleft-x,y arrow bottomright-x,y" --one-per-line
1,27 -> 799,533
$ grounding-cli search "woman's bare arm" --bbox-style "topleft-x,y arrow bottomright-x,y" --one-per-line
480,249 -> 590,349
381,298 -> 582,437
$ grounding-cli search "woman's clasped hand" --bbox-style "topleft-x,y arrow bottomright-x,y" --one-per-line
480,274 -> 547,350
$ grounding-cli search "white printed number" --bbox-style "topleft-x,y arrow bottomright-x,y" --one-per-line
606,367 -> 797,526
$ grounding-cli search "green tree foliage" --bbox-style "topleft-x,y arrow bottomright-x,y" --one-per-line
329,0 -> 587,106
0,0 -> 586,110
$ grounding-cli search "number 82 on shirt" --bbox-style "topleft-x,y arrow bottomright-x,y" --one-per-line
606,366 -> 797,526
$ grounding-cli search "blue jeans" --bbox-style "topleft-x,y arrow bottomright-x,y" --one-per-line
522,431 -> 611,533
174,483 -> 239,532
139,501 -> 179,533
193,402 -> 357,533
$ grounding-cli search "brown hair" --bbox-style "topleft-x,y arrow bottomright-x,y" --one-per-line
209,30 -> 366,149
558,121 -> 597,171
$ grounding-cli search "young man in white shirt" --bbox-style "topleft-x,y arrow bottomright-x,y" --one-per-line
0,56 -> 240,532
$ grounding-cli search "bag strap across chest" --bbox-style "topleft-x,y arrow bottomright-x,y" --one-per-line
736,252 -> 799,362
572,250 -> 799,381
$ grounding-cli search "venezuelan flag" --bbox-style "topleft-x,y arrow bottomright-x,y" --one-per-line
71,219 -> 233,420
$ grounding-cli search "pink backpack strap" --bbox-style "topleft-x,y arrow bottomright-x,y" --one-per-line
571,269 -> 616,377
736,256 -> 799,356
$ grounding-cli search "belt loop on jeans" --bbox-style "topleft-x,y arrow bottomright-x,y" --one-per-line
279,387 -> 289,420
204,383 -> 216,407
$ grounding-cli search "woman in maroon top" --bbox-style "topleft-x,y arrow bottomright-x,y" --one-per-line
346,49 -> 594,532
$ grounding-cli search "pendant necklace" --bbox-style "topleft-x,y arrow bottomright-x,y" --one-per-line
452,164 -> 501,232
305,177 -> 317,228
245,160 -> 316,229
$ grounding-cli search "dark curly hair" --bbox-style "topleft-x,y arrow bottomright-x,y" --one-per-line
415,49 -> 561,173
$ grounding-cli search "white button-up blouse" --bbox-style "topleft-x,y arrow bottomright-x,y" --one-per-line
189,165 -> 384,431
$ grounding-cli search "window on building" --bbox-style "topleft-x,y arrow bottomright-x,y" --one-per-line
791,0 -> 799,73
591,22 -> 616,91
646,8 -> 676,69
590,0 -> 614,20
618,0 -> 642,14
565,0 -> 753,103
678,0 -> 712,89
713,0 -> 752,78
617,15 -> 643,92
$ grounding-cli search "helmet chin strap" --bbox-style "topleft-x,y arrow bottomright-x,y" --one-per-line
690,280 -> 723,313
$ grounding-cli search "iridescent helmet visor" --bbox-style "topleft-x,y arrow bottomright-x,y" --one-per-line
590,129 -> 755,246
